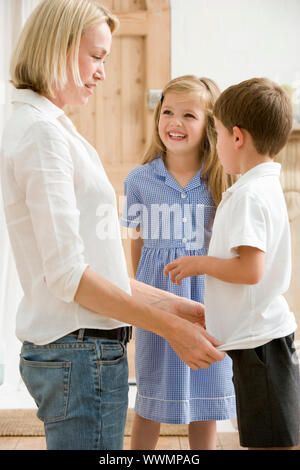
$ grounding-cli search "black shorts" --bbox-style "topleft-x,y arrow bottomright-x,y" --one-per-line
228,334 -> 300,448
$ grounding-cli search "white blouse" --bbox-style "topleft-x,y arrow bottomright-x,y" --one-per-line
1,89 -> 130,345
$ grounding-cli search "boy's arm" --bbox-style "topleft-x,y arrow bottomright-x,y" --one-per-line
164,246 -> 265,285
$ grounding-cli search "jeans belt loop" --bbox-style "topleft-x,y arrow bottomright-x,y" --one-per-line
121,327 -> 126,344
124,326 -> 132,344
77,328 -> 85,342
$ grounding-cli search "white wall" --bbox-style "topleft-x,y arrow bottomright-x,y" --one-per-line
0,0 -> 40,393
170,0 -> 300,91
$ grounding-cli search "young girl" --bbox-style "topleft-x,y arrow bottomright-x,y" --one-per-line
121,75 -> 236,450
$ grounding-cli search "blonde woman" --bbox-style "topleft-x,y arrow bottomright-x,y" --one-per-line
121,76 -> 236,450
0,1 -> 224,450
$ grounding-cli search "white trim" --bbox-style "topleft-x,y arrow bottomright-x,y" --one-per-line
136,392 -> 235,403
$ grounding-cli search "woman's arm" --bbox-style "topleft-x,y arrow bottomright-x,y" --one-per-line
129,228 -> 205,325
74,267 -> 224,369
130,278 -> 205,326
14,121 -> 88,303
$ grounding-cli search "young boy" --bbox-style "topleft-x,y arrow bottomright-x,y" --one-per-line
164,77 -> 300,450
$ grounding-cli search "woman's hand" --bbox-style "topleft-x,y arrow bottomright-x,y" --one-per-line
76,273 -> 224,370
167,322 -> 225,370
171,295 -> 206,328
130,278 -> 205,327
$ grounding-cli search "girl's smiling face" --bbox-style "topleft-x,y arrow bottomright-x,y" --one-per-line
158,92 -> 207,158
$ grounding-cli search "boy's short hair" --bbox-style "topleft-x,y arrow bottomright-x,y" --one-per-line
10,0 -> 119,98
214,78 -> 293,157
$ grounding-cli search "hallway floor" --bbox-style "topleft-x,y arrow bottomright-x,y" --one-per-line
0,385 -> 244,450
0,433 -> 244,450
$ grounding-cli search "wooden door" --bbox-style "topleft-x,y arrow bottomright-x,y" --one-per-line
65,0 -> 171,379
276,126 -> 300,345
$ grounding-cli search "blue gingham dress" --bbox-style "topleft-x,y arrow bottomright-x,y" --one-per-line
121,157 -> 236,423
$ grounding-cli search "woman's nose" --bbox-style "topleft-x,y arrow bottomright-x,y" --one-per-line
95,64 -> 105,81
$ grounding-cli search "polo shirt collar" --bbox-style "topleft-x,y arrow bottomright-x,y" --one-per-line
151,156 -> 203,192
11,88 -> 65,120
226,162 -> 281,194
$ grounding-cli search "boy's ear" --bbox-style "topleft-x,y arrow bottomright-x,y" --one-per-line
232,126 -> 244,149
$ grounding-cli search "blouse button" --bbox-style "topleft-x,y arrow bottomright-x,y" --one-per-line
182,217 -> 187,223
182,238 -> 187,243
181,193 -> 187,199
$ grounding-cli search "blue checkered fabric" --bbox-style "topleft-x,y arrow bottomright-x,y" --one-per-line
121,157 -> 236,423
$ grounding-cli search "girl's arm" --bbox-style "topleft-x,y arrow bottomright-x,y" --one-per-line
164,246 -> 265,286
130,228 -> 143,277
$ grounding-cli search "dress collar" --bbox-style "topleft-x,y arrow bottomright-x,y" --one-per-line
150,156 -> 203,192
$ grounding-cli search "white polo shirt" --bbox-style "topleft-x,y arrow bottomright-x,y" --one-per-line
205,162 -> 297,350
1,89 -> 130,345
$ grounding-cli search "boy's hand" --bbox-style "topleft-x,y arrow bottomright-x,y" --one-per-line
164,256 -> 205,285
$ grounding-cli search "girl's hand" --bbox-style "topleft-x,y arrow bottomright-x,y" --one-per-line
164,256 -> 205,285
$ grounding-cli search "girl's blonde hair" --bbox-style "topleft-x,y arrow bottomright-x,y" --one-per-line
142,75 -> 233,206
10,0 -> 119,97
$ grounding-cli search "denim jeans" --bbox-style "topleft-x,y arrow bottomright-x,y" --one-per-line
19,332 -> 129,450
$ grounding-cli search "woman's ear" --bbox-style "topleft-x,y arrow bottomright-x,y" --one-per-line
232,126 -> 244,149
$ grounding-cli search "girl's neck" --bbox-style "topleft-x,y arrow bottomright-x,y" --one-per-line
165,151 -> 201,173
164,152 -> 201,188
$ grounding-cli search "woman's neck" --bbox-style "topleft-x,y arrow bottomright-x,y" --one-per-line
46,93 -> 65,110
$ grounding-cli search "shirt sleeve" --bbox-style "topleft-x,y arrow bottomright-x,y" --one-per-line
13,120 -> 88,303
120,172 -> 143,229
228,192 -> 267,255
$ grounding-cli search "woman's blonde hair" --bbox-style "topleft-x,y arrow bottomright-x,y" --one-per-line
142,75 -> 233,206
10,0 -> 119,97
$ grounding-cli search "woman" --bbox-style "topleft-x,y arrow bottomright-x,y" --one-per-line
0,0 -> 224,450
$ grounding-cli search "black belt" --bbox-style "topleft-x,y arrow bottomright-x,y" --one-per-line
70,326 -> 132,343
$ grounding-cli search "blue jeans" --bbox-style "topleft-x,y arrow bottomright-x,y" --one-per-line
19,332 -> 129,450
